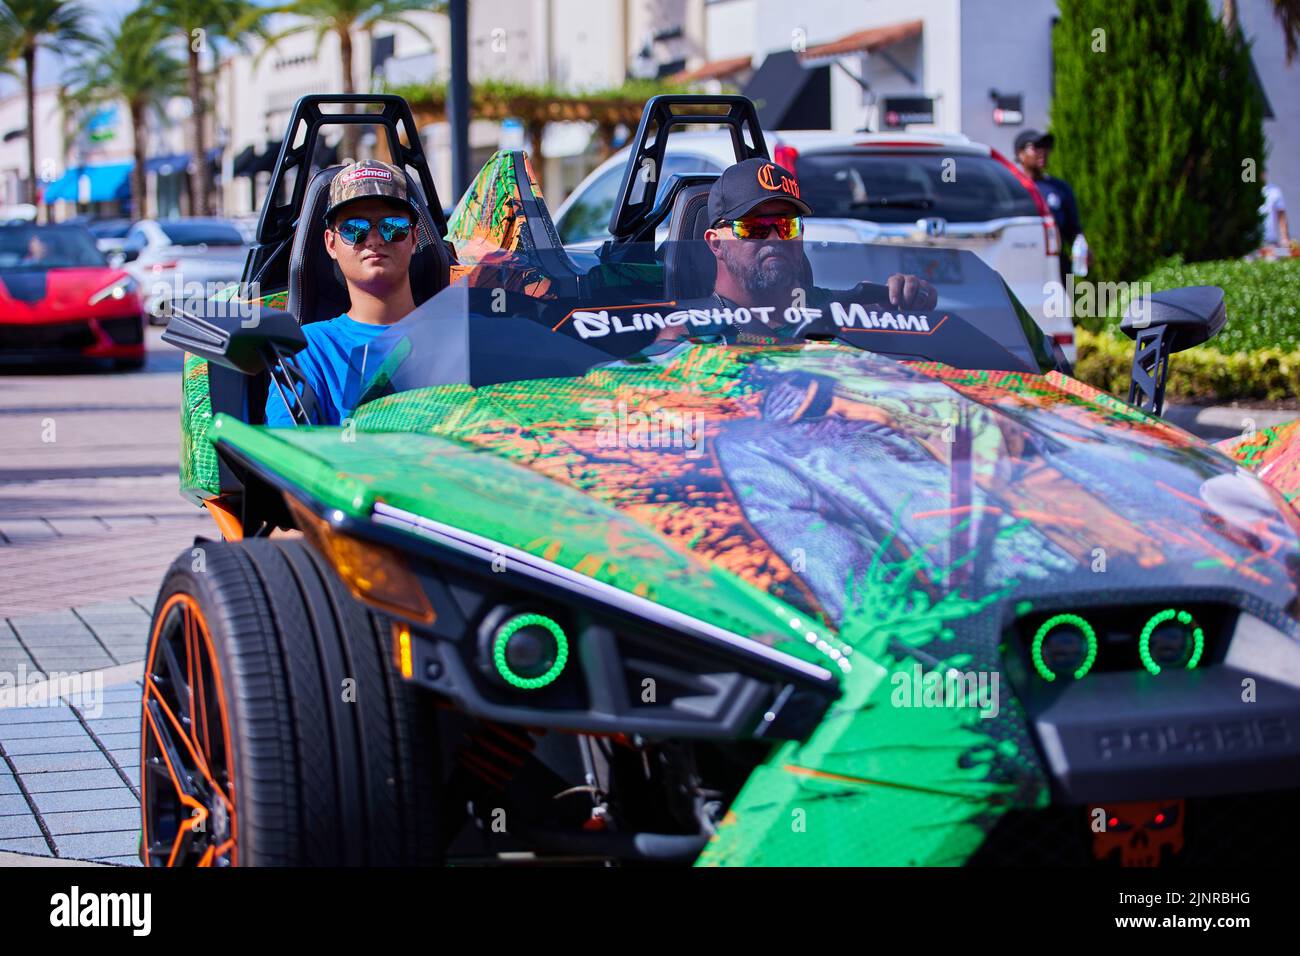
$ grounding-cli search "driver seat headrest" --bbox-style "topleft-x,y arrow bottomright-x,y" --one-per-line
663,183 -> 717,301
287,164 -> 454,326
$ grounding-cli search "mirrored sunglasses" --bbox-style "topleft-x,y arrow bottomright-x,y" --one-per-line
335,216 -> 413,246
719,215 -> 804,240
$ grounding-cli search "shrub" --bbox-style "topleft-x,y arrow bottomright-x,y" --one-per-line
1050,0 -> 1265,281
1075,327 -> 1300,402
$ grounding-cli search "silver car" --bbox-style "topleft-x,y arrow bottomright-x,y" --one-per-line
117,218 -> 249,323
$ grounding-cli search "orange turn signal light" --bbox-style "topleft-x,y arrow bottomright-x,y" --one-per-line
287,498 -> 435,624
393,624 -> 414,679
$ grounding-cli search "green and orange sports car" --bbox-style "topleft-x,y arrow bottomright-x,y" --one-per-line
143,93 -> 1300,867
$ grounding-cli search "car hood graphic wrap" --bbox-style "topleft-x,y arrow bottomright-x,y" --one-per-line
209,342 -> 1300,864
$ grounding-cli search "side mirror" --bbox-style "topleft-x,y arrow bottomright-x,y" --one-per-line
1122,285 -> 1226,415
161,300 -> 306,376
119,245 -> 141,263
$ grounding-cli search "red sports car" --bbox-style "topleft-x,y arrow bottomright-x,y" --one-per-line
0,223 -> 146,369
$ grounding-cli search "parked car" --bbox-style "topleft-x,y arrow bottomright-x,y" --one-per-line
0,222 -> 145,369
116,217 -> 249,323
554,129 -> 1073,361
85,218 -> 134,257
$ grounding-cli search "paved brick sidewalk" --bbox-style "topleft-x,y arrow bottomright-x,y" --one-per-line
0,492 -> 209,617
2,596 -> 154,676
0,678 -> 143,866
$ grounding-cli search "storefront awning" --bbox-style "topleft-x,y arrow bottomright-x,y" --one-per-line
233,140 -> 283,178
41,161 -> 132,204
146,153 -> 190,175
670,55 -> 753,84
798,19 -> 923,62
742,50 -> 831,129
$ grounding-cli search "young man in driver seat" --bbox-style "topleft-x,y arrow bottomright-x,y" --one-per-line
266,159 -> 423,426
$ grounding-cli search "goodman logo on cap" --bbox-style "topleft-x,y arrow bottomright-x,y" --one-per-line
342,166 -> 393,184
757,163 -> 801,198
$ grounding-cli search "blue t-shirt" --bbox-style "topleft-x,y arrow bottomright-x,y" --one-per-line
265,314 -> 391,426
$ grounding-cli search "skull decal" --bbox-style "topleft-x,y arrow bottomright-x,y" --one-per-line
1090,800 -> 1185,867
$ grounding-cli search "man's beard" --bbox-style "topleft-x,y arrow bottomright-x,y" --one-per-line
718,242 -> 801,296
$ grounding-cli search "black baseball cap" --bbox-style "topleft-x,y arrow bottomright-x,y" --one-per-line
1014,129 -> 1054,153
708,157 -> 812,225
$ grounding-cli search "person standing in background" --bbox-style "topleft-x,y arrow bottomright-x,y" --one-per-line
1261,172 -> 1290,249
1015,129 -> 1085,284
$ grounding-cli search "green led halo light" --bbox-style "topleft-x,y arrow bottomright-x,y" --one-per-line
1139,608 -> 1205,675
493,613 -> 569,690
1031,613 -> 1098,682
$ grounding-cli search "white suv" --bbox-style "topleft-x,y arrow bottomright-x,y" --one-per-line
554,130 -> 1072,361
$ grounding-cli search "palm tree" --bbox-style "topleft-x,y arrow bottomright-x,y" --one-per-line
63,11 -> 187,219
257,0 -> 442,158
146,0 -> 268,216
0,0 -> 93,211
1223,0 -> 1300,62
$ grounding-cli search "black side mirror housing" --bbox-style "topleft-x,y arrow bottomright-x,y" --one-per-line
161,299 -> 306,376
1122,285 -> 1226,415
1121,285 -> 1226,351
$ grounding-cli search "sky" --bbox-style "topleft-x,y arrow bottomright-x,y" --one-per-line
0,0 -> 276,96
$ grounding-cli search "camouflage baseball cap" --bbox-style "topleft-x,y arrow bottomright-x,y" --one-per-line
322,159 -> 415,222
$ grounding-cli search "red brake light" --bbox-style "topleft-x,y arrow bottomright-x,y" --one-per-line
990,148 -> 1060,257
773,143 -> 799,172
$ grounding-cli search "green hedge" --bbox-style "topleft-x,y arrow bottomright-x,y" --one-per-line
1084,256 -> 1300,352
1075,327 -> 1300,402
1072,256 -> 1300,402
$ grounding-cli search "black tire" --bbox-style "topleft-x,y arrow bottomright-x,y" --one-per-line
113,355 -> 146,371
141,537 -> 442,866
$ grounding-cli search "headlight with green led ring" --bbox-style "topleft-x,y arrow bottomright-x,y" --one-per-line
1139,608 -> 1205,675
1031,613 -> 1098,682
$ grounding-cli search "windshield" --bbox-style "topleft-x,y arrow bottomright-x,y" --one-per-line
795,152 -> 1039,224
315,239 -> 1057,410
0,225 -> 106,269
159,220 -> 245,246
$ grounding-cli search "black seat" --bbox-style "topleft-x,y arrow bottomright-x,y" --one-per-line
287,164 -> 454,325
662,183 -> 717,300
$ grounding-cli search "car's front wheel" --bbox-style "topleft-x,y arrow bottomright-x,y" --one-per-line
140,538 -> 443,866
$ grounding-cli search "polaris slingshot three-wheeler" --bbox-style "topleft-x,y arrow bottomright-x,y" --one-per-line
144,93 -> 1300,867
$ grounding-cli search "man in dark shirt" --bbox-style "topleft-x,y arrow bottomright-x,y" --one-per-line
656,157 -> 937,343
1015,129 -> 1083,284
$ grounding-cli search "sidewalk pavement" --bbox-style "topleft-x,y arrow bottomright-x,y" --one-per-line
0,667 -> 144,867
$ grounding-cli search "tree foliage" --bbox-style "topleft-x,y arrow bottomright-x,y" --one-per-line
1051,0 -> 1266,280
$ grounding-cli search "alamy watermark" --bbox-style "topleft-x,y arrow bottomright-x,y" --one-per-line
0,665 -> 104,717
149,278 -> 263,327
890,661 -> 1000,718
583,399 -> 706,459
1043,275 -> 1152,325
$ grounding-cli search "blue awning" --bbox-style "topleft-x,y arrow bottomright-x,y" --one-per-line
42,161 -> 132,203
146,152 -> 190,175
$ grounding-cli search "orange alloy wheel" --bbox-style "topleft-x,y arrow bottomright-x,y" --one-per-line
141,593 -> 238,867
